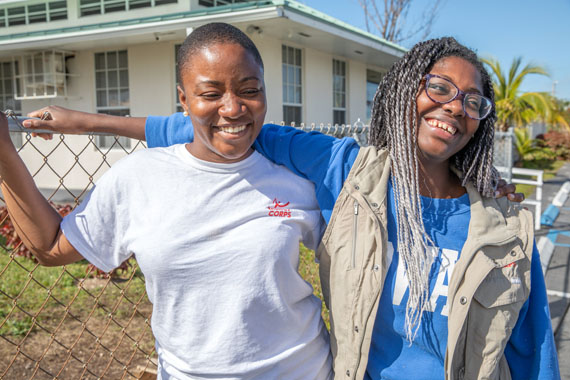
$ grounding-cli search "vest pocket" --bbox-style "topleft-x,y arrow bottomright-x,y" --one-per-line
473,259 -> 526,308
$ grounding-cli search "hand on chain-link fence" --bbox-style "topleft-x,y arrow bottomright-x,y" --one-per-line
2,111 -> 156,379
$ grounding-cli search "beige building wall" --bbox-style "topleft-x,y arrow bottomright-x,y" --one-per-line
129,43 -> 177,116
348,60 -> 367,124
305,48 -> 333,124
250,34 -> 283,124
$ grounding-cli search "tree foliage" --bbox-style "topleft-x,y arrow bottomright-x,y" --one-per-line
482,57 -> 552,131
514,128 -> 545,161
543,96 -> 570,131
356,0 -> 444,44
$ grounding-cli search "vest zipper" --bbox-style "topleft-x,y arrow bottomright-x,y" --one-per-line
352,201 -> 359,269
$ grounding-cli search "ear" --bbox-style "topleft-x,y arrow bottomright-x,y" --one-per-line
177,85 -> 188,114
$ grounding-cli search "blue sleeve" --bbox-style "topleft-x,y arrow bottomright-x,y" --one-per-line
505,243 -> 560,380
145,112 -> 193,148
253,124 -> 360,223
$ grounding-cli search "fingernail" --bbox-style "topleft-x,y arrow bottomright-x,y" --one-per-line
22,120 -> 30,127
494,191 -> 500,198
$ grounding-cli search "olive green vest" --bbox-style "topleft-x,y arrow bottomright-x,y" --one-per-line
317,146 -> 534,380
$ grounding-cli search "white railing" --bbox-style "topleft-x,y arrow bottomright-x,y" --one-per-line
497,166 -> 544,230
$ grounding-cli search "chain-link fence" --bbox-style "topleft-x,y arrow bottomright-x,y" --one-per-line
493,127 -> 515,182
0,115 -> 515,379
1,115 -> 156,379
0,115 -> 372,379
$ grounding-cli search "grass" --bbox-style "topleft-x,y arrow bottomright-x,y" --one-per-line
0,250 -> 148,337
0,244 -> 328,338
298,243 -> 330,328
514,159 -> 566,199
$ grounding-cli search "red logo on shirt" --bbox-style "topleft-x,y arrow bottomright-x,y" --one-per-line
268,198 -> 292,218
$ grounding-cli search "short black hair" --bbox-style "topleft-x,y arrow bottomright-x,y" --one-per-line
177,22 -> 264,83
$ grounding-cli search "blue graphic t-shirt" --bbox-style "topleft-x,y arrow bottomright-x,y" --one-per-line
365,180 -> 470,380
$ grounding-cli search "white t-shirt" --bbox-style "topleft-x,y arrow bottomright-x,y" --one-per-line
61,145 -> 332,380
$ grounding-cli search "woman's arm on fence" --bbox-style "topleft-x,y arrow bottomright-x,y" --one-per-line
21,106 -> 146,141
0,112 -> 84,266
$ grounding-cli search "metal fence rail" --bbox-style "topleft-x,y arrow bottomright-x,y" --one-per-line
496,166 -> 544,230
0,115 -> 516,379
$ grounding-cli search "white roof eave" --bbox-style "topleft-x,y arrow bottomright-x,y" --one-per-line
281,7 -> 404,59
0,7 -> 284,51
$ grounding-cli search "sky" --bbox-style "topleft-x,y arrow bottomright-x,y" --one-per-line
299,0 -> 570,101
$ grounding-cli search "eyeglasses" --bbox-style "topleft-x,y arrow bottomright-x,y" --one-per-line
423,74 -> 493,120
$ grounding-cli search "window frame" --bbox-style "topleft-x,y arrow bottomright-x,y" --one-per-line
94,50 -> 131,149
366,69 -> 384,121
174,44 -> 184,113
198,0 -> 251,7
0,60 -> 23,149
282,44 -> 303,125
0,1 -> 68,27
79,0 -> 177,17
332,59 -> 347,125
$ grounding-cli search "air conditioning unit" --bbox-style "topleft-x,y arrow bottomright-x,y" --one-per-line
13,50 -> 73,99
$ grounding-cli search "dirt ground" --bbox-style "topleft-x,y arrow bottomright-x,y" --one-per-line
0,280 -> 156,380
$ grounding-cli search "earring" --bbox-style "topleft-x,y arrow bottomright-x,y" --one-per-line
183,110 -> 189,117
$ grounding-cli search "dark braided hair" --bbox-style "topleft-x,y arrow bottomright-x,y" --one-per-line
368,37 -> 499,340
177,22 -> 264,84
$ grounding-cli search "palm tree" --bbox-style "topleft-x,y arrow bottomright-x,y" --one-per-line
482,57 -> 551,131
513,128 -> 543,161
544,96 -> 570,131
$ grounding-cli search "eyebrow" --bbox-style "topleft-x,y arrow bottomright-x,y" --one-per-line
197,77 -> 261,86
437,73 -> 482,94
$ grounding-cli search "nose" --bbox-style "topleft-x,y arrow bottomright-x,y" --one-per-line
219,93 -> 246,118
442,95 -> 465,118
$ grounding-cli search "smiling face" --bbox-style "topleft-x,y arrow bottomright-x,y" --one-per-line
416,56 -> 484,167
178,42 -> 267,163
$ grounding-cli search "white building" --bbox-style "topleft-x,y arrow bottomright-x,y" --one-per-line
0,0 -> 405,198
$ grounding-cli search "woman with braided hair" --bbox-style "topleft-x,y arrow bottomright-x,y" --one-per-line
23,37 -> 558,379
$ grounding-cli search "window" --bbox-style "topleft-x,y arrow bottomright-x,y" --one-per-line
105,0 -> 126,13
129,0 -> 152,9
7,7 -> 25,26
28,4 -> 47,24
15,51 -> 67,98
79,0 -> 176,16
198,0 -> 250,6
0,61 -> 23,148
49,1 -> 67,21
282,45 -> 302,125
333,59 -> 346,125
174,44 -> 184,112
366,69 -> 383,120
95,50 -> 131,148
0,1 -> 67,27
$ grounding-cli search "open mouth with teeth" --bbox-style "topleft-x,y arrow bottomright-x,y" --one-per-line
426,119 -> 457,136
217,124 -> 248,134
